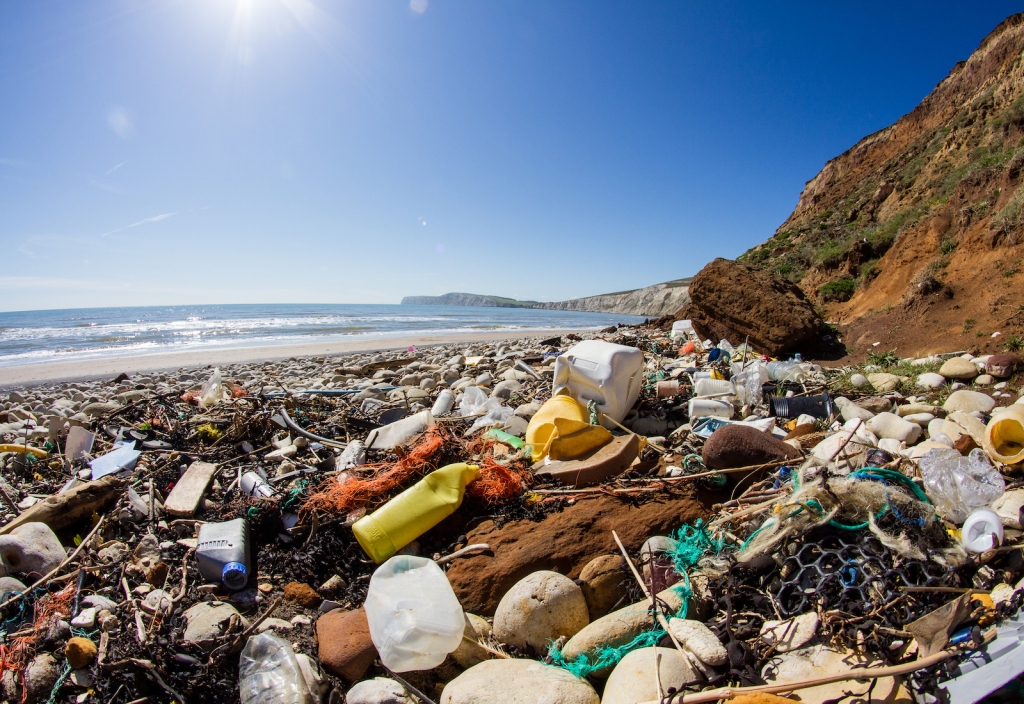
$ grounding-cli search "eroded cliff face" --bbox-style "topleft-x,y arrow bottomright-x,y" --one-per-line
741,14 -> 1024,358
534,279 -> 691,317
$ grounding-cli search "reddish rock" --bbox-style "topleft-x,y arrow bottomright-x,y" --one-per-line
283,582 -> 321,608
954,433 -> 979,455
986,353 -> 1022,378
446,494 -> 708,615
315,608 -> 377,681
676,258 -> 824,356
702,424 -> 801,470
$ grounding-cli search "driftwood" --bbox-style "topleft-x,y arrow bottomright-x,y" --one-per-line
0,475 -> 125,535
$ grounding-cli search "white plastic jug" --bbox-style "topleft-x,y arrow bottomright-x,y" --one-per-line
689,398 -> 733,420
363,555 -> 465,672
553,340 -> 644,428
693,378 -> 735,398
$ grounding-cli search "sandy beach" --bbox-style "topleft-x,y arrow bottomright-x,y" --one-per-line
0,328 -> 583,388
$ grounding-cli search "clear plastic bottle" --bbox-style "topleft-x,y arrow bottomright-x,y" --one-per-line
363,555 -> 465,672
238,632 -> 316,704
766,361 -> 805,382
196,518 -> 250,590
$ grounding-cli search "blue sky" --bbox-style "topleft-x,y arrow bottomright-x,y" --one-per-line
1,1 -> 1020,312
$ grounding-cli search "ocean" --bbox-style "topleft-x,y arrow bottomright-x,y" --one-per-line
0,304 -> 645,368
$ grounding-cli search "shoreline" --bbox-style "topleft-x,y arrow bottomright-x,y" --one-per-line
0,328 -> 585,388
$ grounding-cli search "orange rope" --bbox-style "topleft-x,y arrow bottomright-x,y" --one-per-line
0,582 -> 76,699
302,426 -> 449,516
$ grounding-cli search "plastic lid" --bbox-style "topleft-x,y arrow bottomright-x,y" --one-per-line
222,562 -> 248,590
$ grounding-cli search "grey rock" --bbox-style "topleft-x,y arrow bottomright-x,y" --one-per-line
602,647 -> 698,704
183,601 -> 246,648
668,618 -> 728,666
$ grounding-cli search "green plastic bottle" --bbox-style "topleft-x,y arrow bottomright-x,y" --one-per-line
352,462 -> 479,563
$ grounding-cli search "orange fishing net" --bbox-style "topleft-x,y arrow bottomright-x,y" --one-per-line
302,425 -> 450,516
0,582 -> 76,693
466,455 -> 533,504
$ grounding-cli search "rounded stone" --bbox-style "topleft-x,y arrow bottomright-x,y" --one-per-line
943,390 -> 996,414
975,374 -> 995,386
451,613 -> 493,669
985,353 -> 1022,378
865,412 -> 922,445
64,637 -> 97,669
602,647 -> 698,704
578,555 -> 628,621
492,571 -> 589,653
0,522 -> 65,578
850,373 -> 869,388
940,357 -> 979,380
668,618 -> 728,666
345,677 -> 414,704
916,372 -> 946,389
440,659 -> 599,704
702,424 -> 800,470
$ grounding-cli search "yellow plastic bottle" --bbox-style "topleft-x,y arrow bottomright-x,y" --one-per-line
352,462 -> 479,563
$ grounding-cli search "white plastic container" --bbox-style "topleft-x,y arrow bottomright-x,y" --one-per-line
241,471 -> 275,498
693,378 -> 735,398
366,411 -> 435,450
197,518 -> 250,590
688,398 -> 733,420
363,555 -> 465,672
670,320 -> 696,339
553,340 -> 644,428
431,389 -> 455,416
238,632 -> 317,704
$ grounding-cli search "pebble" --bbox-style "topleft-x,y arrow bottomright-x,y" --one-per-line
850,373 -> 870,387
866,373 -> 903,392
183,601 -> 245,648
452,613 -> 493,669
866,412 -> 922,444
64,637 -> 97,669
759,611 -> 820,652
256,617 -> 294,633
668,618 -> 728,666
943,390 -> 996,414
70,607 -> 96,629
345,677 -> 415,704
440,659 -> 599,704
492,570 -> 590,652
916,372 -> 946,389
975,374 -> 995,386
578,554 -> 629,620
316,608 -> 377,682
602,647 -> 698,704
940,357 -> 979,379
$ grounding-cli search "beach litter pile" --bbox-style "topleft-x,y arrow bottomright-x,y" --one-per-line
2,324 -> 1024,703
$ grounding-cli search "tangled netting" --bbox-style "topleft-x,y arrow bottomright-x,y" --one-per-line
302,425 -> 533,516
549,520 -> 726,679
0,582 -> 76,689
737,466 -> 944,563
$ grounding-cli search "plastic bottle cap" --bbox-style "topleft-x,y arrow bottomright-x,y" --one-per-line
222,562 -> 248,590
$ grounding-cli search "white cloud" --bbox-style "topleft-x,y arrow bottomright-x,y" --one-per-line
101,211 -> 177,237
107,107 -> 135,139
106,160 -> 128,174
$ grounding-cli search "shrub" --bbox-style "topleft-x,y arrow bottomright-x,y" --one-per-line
1006,335 -> 1024,352
867,349 -> 901,367
819,279 -> 856,302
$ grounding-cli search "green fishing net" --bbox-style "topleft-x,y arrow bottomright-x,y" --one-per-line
548,520 -> 726,678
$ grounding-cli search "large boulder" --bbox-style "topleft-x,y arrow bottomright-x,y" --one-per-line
676,258 -> 824,356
